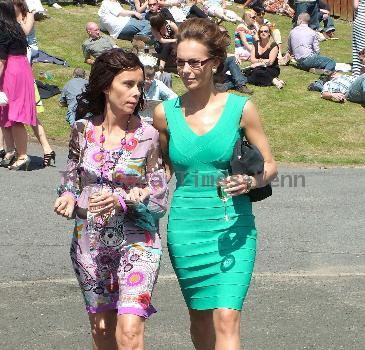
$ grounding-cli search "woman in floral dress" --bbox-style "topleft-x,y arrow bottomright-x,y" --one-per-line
54,48 -> 168,350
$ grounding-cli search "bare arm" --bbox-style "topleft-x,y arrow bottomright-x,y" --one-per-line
0,60 -> 4,78
19,12 -> 35,35
250,43 -> 258,63
153,102 -> 174,182
134,0 -> 149,13
354,0 -> 359,10
321,91 -> 347,102
118,8 -> 141,17
240,101 -> 278,189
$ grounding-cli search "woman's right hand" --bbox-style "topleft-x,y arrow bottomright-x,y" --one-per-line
54,194 -> 75,218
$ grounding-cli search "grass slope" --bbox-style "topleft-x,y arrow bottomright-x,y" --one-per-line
33,4 -> 365,165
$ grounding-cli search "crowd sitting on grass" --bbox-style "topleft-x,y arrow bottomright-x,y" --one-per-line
1,0 -> 364,170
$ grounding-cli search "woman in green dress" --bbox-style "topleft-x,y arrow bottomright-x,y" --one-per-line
154,18 -> 278,349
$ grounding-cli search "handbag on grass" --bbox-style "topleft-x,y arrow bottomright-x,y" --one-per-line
230,130 -> 272,202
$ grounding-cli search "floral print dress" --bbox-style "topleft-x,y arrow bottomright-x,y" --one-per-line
58,118 -> 168,318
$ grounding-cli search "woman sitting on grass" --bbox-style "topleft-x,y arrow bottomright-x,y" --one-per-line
149,13 -> 178,72
234,9 -> 259,62
247,24 -> 285,89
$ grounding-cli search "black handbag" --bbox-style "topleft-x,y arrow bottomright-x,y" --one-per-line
230,131 -> 272,202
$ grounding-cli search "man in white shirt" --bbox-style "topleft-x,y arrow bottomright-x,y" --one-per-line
98,0 -> 152,40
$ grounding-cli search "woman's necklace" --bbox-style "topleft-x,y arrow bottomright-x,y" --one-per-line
97,115 -> 132,186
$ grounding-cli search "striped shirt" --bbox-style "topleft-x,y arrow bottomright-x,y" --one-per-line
352,0 -> 365,75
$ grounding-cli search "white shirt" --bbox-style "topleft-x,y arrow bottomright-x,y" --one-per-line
98,0 -> 130,38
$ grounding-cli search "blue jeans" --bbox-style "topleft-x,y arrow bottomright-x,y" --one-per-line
347,75 -> 365,106
222,56 -> 248,90
319,13 -> 335,33
298,54 -> 336,72
117,18 -> 152,41
294,1 -> 320,30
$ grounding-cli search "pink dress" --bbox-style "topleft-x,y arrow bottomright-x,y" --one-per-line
58,119 -> 169,317
0,28 -> 36,128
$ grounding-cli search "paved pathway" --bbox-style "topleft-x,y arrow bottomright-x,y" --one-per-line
0,143 -> 364,349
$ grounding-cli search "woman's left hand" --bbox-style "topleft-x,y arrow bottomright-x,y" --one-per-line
126,187 -> 151,203
223,174 -> 255,196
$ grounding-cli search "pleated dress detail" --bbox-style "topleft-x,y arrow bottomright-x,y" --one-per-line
163,93 -> 257,311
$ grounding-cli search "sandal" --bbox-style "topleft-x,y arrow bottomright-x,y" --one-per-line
8,155 -> 30,171
43,150 -> 56,167
0,150 -> 16,167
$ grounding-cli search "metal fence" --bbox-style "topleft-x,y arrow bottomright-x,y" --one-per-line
323,0 -> 354,21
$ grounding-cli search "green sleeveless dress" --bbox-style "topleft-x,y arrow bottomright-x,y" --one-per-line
163,93 -> 257,311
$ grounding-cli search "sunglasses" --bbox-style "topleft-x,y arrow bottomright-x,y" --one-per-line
176,57 -> 212,70
259,30 -> 270,34
250,16 -> 256,19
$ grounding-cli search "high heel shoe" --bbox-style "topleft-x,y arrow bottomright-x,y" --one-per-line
43,150 -> 56,167
0,150 -> 16,167
8,155 -> 31,171
0,149 -> 6,159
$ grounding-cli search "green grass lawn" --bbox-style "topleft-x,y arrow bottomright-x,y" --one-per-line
33,4 -> 365,165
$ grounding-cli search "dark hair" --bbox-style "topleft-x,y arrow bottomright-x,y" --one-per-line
0,0 -> 26,39
149,13 -> 166,31
253,6 -> 265,15
177,18 -> 230,74
13,0 -> 28,18
76,48 -> 145,120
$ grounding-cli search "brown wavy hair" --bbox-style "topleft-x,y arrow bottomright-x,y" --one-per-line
13,0 -> 28,17
176,18 -> 230,74
76,48 -> 145,120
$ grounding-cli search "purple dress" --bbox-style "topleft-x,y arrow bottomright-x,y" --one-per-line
58,118 -> 168,318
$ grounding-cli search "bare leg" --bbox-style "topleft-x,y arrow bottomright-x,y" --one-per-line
189,309 -> 215,350
31,119 -> 53,154
115,314 -> 145,350
213,308 -> 241,350
0,127 -> 4,150
11,123 -> 27,158
88,310 -> 118,350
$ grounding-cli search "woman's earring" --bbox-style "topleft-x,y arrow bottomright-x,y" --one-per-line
212,67 -> 217,74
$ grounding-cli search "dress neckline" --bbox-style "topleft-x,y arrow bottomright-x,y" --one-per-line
177,94 -> 231,138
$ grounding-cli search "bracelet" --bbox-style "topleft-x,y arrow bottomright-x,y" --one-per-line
117,195 -> 127,213
243,175 -> 254,193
